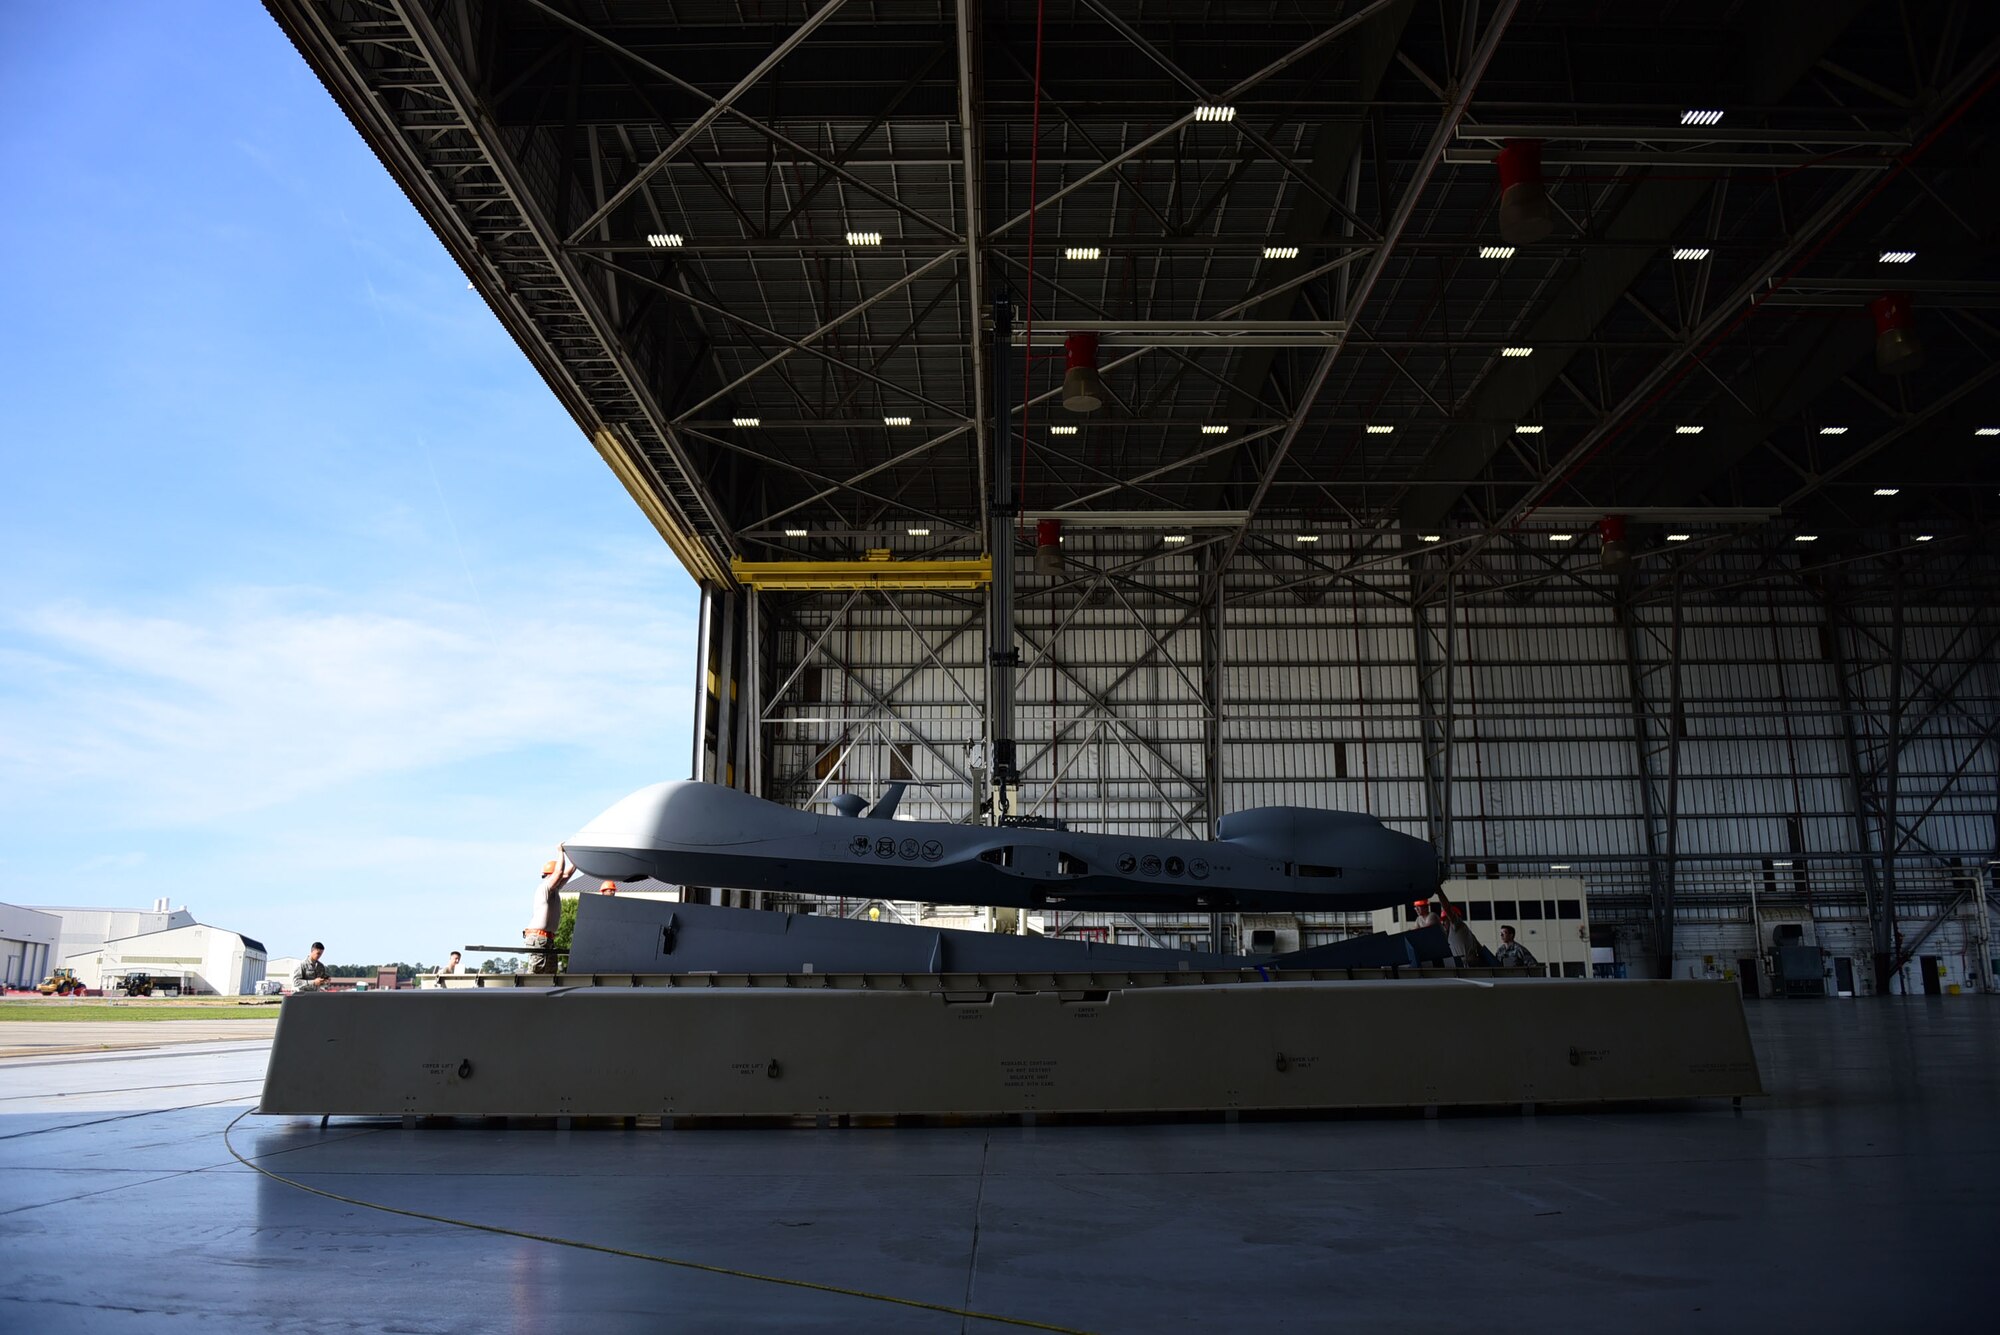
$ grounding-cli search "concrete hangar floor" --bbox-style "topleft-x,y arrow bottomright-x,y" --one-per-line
1,1001 -> 1993,1333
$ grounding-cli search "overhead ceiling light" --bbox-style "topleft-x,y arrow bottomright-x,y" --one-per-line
1263,245 -> 1300,259
730,416 -> 761,427
1479,245 -> 1516,259
883,415 -> 912,426
1549,864 -> 1571,871
1163,534 -> 1189,544
1501,346 -> 1533,357
907,527 -> 931,537
1200,424 -> 1230,435
1878,250 -> 1916,264
1063,246 -> 1102,261
1794,534 -> 1819,542
1976,427 -> 2000,436
1419,533 -> 1442,543
1819,426 -> 1848,435
1873,487 -> 1900,496
646,232 -> 684,248
1772,860 -> 1793,868
1295,534 -> 1320,543
1675,425 -> 1704,435
1672,247 -> 1710,261
1049,425 -> 1078,436
1666,532 -> 1692,542
1193,105 -> 1237,122
1549,533 -> 1575,542
845,231 -> 883,246
784,527 -> 809,538
1915,534 -> 1934,542
1680,109 -> 1725,126
1514,424 -> 1544,434
1365,424 -> 1395,434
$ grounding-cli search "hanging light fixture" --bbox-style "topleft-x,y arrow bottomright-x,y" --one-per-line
1869,292 -> 1924,375
1035,519 -> 1064,575
1061,333 -> 1104,412
1597,515 -> 1631,569
1495,139 -> 1553,247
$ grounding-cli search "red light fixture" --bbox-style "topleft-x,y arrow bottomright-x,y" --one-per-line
1869,292 -> 1924,375
1598,514 -> 1631,569
1495,139 -> 1552,247
1035,519 -> 1064,575
1061,333 -> 1104,412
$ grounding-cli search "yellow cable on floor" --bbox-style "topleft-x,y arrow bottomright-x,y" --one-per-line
223,1109 -> 1089,1334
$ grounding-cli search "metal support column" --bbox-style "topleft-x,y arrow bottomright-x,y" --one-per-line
744,588 -> 763,799
1410,560 -> 1455,865
986,294 -> 1018,821
1620,577 -> 1683,979
1821,588 -> 1891,992
712,591 -> 738,792
690,583 -> 715,782
1200,550 -> 1228,952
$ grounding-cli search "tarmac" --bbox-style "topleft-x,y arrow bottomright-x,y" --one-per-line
1,999 -> 1994,1331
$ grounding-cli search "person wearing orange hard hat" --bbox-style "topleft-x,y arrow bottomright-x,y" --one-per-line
524,852 -> 576,974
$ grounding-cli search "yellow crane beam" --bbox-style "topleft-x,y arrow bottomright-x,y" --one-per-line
729,557 -> 992,591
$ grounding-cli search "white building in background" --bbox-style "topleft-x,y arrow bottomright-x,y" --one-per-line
65,923 -> 269,997
2,902 -> 61,988
32,899 -> 195,970
266,955 -> 304,981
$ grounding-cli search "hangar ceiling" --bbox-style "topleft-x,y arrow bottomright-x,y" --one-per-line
265,0 -> 2000,592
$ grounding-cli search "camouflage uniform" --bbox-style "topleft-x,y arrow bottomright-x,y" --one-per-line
292,958 -> 331,991
1494,941 -> 1538,969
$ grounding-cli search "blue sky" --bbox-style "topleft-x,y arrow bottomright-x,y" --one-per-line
0,3 -> 699,966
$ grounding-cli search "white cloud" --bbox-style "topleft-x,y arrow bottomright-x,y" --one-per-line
0,554 -> 694,826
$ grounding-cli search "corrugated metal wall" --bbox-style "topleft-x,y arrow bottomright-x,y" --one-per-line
742,531 -> 1997,986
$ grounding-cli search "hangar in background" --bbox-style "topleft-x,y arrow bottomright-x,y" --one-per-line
64,922 -> 270,997
265,0 -> 2000,994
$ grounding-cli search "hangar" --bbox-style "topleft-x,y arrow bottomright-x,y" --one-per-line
264,0 -> 1998,995
9,2 -> 1996,1329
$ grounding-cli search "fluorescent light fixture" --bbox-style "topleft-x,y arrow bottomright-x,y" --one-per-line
730,416 -> 761,427
1365,424 -> 1394,434
1049,425 -> 1078,436
1976,427 -> 2000,436
907,527 -> 931,537
845,231 -> 883,246
1878,250 -> 1916,264
1263,245 -> 1300,259
645,232 -> 684,248
784,527 -> 808,538
1819,426 -> 1848,435
1479,245 -> 1516,259
1193,105 -> 1237,122
882,415 -> 912,426
1915,534 -> 1934,542
1549,533 -> 1576,542
1514,424 -> 1544,434
1675,425 -> 1704,435
1873,487 -> 1900,496
1772,860 -> 1792,868
1063,246 -> 1101,261
1200,424 -> 1230,435
1294,534 -> 1320,543
1550,864 -> 1571,871
1163,534 -> 1189,544
1672,247 -> 1710,261
1419,534 -> 1442,543
1794,534 -> 1818,542
1666,532 -> 1692,542
1501,346 -> 1533,357
1680,109 -> 1725,126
